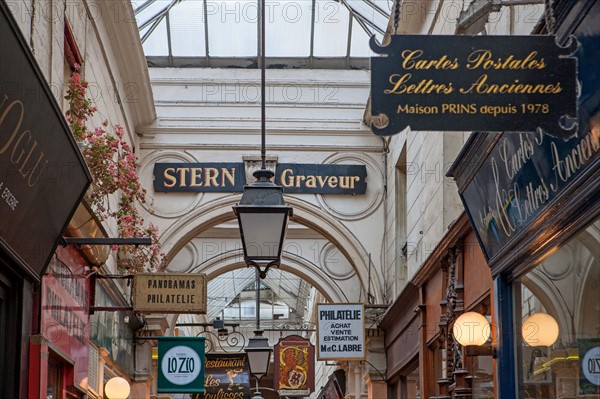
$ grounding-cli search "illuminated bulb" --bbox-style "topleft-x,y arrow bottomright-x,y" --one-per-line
104,377 -> 130,399
452,312 -> 491,346
522,313 -> 559,346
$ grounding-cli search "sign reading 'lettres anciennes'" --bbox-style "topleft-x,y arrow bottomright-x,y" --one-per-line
153,163 -> 367,195
370,35 -> 578,139
133,273 -> 207,314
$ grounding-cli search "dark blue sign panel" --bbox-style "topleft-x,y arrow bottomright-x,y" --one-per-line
153,163 -> 245,192
370,35 -> 578,139
275,164 -> 367,195
158,337 -> 206,394
153,163 -> 368,195
461,129 -> 600,260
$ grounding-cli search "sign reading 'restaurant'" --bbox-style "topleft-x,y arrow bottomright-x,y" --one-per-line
153,163 -> 367,195
370,35 -> 578,139
133,273 -> 207,314
317,303 -> 365,360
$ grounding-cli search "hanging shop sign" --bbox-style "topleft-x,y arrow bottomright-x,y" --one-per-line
40,247 -> 91,389
459,130 -> 600,262
316,303 -> 365,360
274,335 -> 315,396
579,339 -> 600,394
275,164 -> 367,195
370,35 -> 578,139
154,163 -> 367,195
193,354 -> 251,399
154,163 -> 245,193
158,337 -> 206,394
133,273 -> 207,314
0,2 -> 91,280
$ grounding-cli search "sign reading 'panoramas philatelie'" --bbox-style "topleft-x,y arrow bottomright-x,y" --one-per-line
370,35 -> 578,139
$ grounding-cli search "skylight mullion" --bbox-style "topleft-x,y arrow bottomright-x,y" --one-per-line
362,0 -> 390,18
310,0 -> 316,64
166,11 -> 173,60
203,0 -> 209,61
134,0 -> 158,15
346,16 -> 353,67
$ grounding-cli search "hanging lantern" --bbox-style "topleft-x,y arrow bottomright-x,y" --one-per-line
104,377 -> 130,399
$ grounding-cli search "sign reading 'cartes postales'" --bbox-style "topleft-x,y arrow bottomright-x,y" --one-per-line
153,163 -> 367,195
370,35 -> 578,139
133,273 -> 207,314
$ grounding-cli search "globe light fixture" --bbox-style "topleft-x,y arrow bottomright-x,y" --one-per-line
104,377 -> 130,399
453,311 -> 491,346
522,312 -> 559,346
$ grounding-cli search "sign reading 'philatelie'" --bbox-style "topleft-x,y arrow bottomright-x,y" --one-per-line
317,303 -> 365,360
133,273 -> 207,314
370,35 -> 578,139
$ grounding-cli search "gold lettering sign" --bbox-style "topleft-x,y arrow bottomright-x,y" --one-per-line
133,273 -> 207,314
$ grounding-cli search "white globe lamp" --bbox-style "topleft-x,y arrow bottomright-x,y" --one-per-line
522,313 -> 559,346
104,377 -> 130,399
453,312 -> 491,346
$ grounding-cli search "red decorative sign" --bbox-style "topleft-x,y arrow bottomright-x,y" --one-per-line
41,246 -> 90,388
274,335 -> 315,396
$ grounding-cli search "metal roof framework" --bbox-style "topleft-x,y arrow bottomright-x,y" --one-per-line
132,0 -> 391,69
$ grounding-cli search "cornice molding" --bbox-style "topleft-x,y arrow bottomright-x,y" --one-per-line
95,0 -> 156,128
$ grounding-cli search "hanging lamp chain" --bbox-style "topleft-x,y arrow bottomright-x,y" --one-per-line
543,0 -> 556,33
393,0 -> 401,34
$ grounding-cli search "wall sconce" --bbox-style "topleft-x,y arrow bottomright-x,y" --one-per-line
104,377 -> 130,399
522,312 -> 559,346
452,311 -> 491,346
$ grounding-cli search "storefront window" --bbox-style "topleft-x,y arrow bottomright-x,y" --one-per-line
47,356 -> 62,399
515,218 -> 600,398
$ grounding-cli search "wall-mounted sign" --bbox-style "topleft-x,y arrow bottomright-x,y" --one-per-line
459,130 -> 600,262
274,335 -> 315,396
154,163 -> 367,195
154,163 -> 245,192
316,303 -> 365,360
158,337 -> 206,394
275,164 -> 367,195
370,35 -> 578,139
0,3 -> 91,280
133,273 -> 207,314
194,354 -> 251,399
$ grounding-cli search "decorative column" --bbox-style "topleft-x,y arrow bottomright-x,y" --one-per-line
365,329 -> 386,399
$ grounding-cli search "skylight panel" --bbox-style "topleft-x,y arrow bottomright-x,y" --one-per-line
313,0 -> 350,57
170,1 -> 206,56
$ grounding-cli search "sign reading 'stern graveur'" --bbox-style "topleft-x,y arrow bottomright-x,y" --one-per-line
370,35 -> 578,139
134,273 -> 207,314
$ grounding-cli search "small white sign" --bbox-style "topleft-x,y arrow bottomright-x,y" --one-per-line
582,346 -> 600,386
317,303 -> 365,360
161,345 -> 202,385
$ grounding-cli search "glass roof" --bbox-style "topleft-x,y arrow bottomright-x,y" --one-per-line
131,0 -> 392,69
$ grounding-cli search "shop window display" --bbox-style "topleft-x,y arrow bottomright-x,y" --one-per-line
515,218 -> 600,398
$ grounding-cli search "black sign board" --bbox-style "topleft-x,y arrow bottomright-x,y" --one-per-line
275,164 -> 367,195
460,129 -> 600,262
193,354 -> 251,399
0,2 -> 91,280
153,163 -> 368,195
153,163 -> 245,192
370,35 -> 578,139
